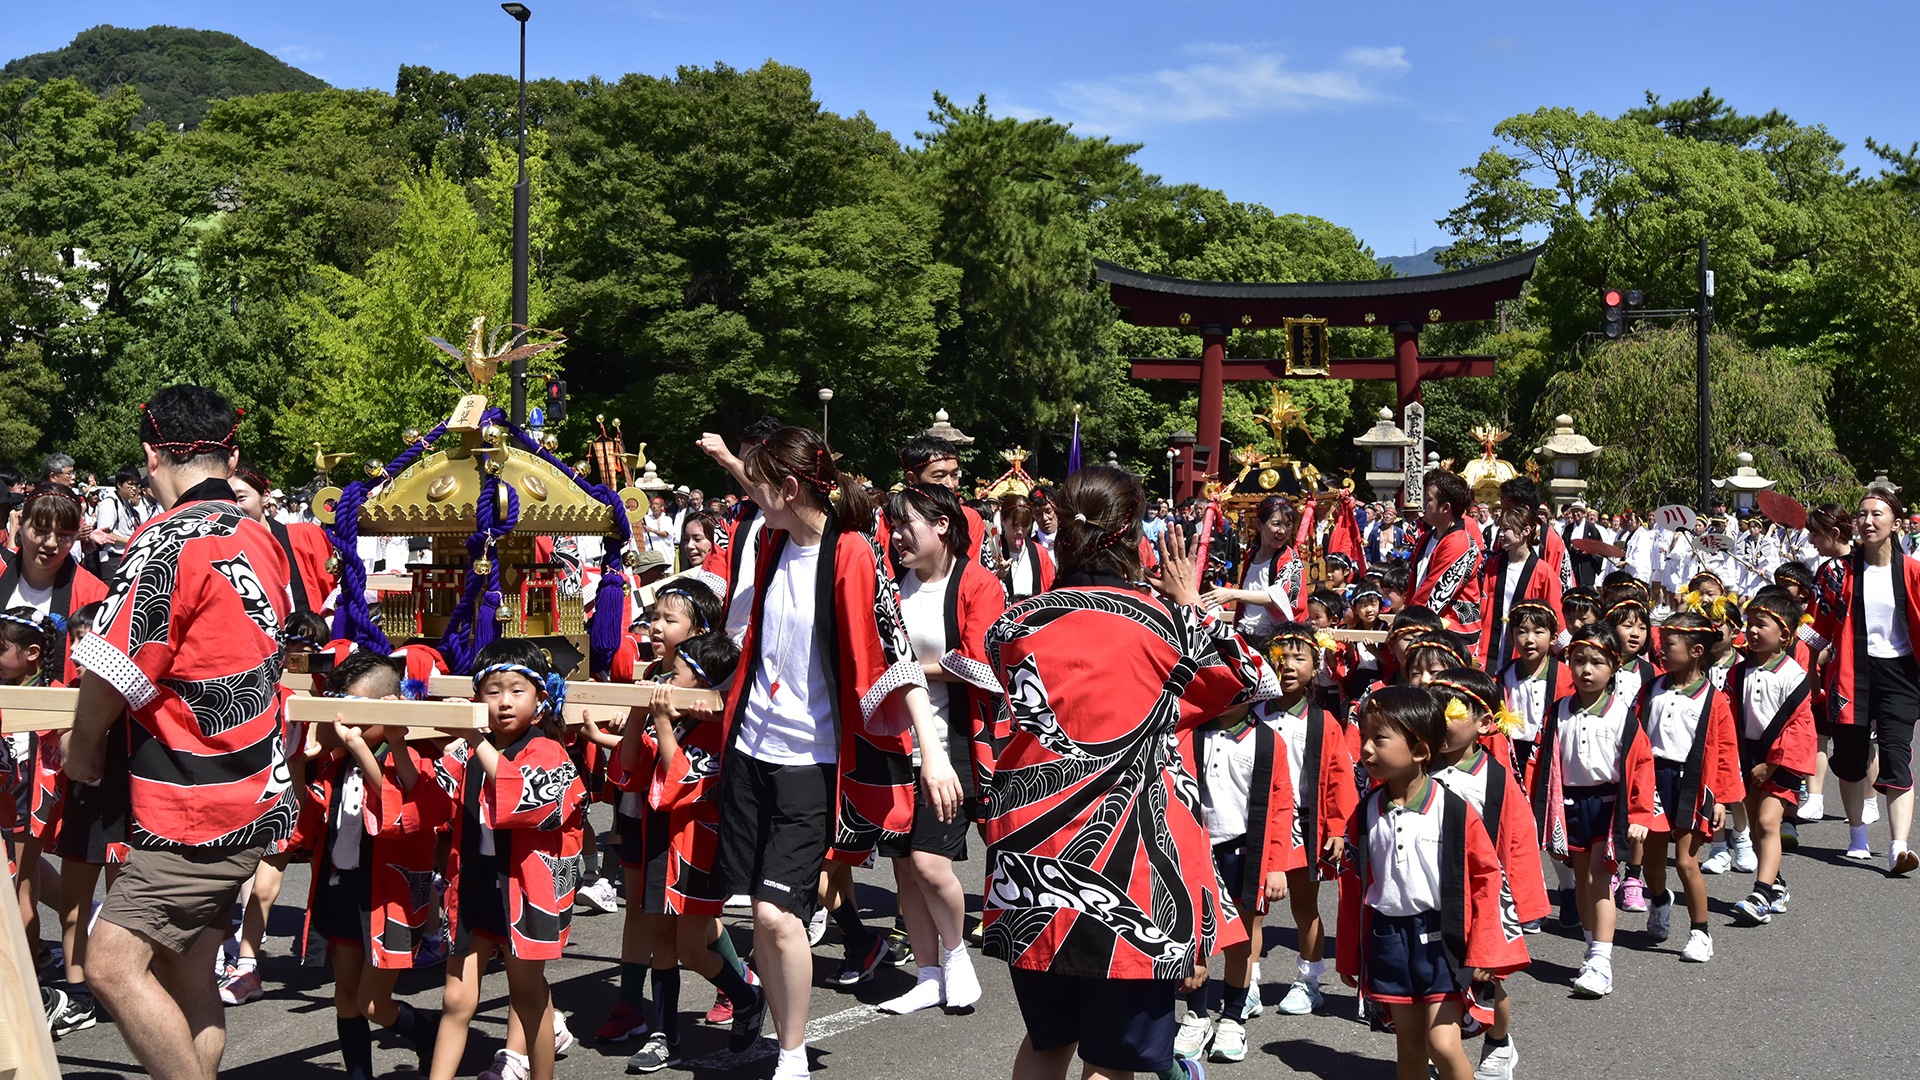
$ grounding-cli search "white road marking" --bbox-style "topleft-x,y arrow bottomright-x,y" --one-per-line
682,1005 -> 889,1071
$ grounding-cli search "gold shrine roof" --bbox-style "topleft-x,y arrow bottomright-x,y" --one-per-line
315,439 -> 625,537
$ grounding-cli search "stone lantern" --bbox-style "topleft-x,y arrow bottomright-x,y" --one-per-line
1713,451 -> 1777,513
1534,414 -> 1602,514
1352,407 -> 1416,505
921,408 -> 975,447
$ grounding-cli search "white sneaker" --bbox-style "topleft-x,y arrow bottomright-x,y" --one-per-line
553,1010 -> 575,1057
1700,843 -> 1732,875
807,905 -> 829,946
1208,1018 -> 1247,1063
1731,835 -> 1758,873
1571,958 -> 1612,998
1864,795 -> 1882,825
1680,928 -> 1714,963
1475,1040 -> 1519,1080
1174,1013 -> 1213,1059
576,878 -> 619,914
1278,979 -> 1324,1015
1796,793 -> 1825,822
1245,960 -> 1263,1017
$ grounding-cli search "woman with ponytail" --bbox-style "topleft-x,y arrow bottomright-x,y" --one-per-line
980,465 -> 1279,1080
708,426 -> 957,1080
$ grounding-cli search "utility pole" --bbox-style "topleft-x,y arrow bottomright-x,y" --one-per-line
503,3 -> 532,425
1696,238 -> 1712,512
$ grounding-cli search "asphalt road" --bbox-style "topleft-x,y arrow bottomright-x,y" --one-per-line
48,797 -> 1920,1080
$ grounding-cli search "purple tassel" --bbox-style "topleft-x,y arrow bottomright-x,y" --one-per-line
588,572 -> 627,676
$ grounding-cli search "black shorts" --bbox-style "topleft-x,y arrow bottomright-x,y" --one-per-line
1562,784 -> 1617,852
712,751 -> 835,919
1833,655 -> 1920,790
1365,910 -> 1463,1004
1008,968 -> 1178,1074
617,809 -> 672,913
877,787 -> 969,862
455,853 -> 511,952
314,865 -> 370,950
1651,760 -> 1700,834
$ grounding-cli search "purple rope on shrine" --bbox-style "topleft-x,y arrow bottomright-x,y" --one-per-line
489,412 -> 637,676
324,420 -> 452,654
439,449 -> 522,674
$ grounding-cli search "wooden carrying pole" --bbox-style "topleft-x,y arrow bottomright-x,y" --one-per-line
0,686 -> 488,734
424,676 -> 722,713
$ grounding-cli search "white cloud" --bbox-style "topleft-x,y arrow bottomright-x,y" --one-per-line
276,45 -> 325,65
1050,43 -> 1409,132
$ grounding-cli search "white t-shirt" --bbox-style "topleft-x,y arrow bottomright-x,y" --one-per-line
1863,563 -> 1912,658
1007,546 -> 1036,599
736,541 -> 836,765
896,569 -> 952,766
1501,661 -> 1552,742
332,767 -> 367,871
644,512 -> 678,558
1267,701 -> 1313,849
1502,557 -> 1526,616
7,579 -> 53,618
725,514 -> 766,647
1236,550 -> 1295,639
1558,692 -> 1632,786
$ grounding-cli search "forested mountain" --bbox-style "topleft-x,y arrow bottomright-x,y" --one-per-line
3,25 -> 328,130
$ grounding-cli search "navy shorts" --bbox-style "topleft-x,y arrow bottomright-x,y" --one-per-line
1651,760 -> 1705,834
1364,910 -> 1462,1004
1009,968 -> 1178,1074
617,809 -> 672,913
1212,841 -> 1246,910
1562,783 -> 1617,852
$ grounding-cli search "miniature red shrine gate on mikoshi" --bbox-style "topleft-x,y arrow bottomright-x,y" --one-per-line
1098,246 -> 1542,500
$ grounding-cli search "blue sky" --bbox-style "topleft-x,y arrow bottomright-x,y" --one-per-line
9,2 -> 1919,259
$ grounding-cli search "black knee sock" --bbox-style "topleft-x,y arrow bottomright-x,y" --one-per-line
1222,982 -> 1250,1021
831,898 -> 870,947
337,1015 -> 373,1079
1183,979 -> 1211,1019
620,961 -> 649,1010
393,1001 -> 439,1070
1486,1033 -> 1511,1048
650,966 -> 681,1045
1626,862 -> 1643,878
1690,921 -> 1710,933
708,930 -> 755,1003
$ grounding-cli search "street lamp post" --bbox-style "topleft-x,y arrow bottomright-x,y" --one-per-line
501,3 -> 532,425
818,388 -> 834,443
1165,448 -> 1178,502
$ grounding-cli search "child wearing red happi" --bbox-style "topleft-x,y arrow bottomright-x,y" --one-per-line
1639,613 -> 1743,963
616,631 -> 766,1072
1726,586 -> 1817,927
1338,686 -> 1527,1080
1257,623 -> 1358,1020
429,639 -> 586,1080
301,652 -> 451,1080
1525,623 -> 1656,999
1,608 -> 63,978
1429,670 -> 1546,1080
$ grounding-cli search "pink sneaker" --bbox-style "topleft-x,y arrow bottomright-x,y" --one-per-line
1617,874 -> 1649,913
219,970 -> 263,1006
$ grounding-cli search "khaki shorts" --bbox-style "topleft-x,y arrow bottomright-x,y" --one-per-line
98,846 -> 265,954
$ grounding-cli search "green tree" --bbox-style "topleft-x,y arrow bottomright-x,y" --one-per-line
1536,324 -> 1855,509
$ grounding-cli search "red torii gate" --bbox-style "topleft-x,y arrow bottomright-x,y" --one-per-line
1098,246 -> 1542,499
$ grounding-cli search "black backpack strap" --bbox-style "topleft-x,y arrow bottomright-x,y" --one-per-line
268,517 -> 311,615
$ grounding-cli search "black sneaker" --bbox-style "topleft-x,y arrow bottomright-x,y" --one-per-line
832,933 -> 887,987
728,982 -> 768,1053
1730,890 -> 1773,925
40,986 -> 68,1035
884,928 -> 913,968
49,987 -> 98,1037
624,1032 -> 679,1074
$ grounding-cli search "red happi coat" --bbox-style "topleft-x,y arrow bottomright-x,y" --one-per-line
1475,546 -> 1562,669
299,744 -> 454,968
0,553 -> 110,684
267,518 -> 338,616
1435,750 -> 1551,925
721,515 -> 924,861
1726,653 -> 1818,780
980,581 -> 1279,980
906,559 -> 1010,816
1525,693 -> 1658,863
1187,718 -> 1297,924
1639,675 -> 1744,834
1265,700 -> 1359,883
645,714 -> 726,915
1803,551 -> 1920,729
73,482 -> 297,851
433,728 -> 587,960
1336,782 -> 1529,1028
1409,519 -> 1485,636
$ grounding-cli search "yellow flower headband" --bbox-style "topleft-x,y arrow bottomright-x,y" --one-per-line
1430,677 -> 1525,737
1268,629 -> 1338,665
1677,589 -> 1734,624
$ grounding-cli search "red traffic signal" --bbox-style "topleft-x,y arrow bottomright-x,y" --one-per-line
1604,289 -> 1622,307
1601,288 -> 1625,339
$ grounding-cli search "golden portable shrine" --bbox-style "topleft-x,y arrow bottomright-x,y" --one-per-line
313,394 -> 647,677
1204,387 -> 1344,578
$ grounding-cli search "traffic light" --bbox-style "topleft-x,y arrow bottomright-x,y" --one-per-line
543,378 -> 567,423
1602,289 -> 1625,339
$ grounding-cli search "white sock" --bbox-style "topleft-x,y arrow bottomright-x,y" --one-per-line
1850,824 -> 1871,849
503,1049 -> 530,1069
1299,957 -> 1325,982
1582,930 -> 1594,945
775,1045 -> 810,1080
234,956 -> 258,974
1894,840 -> 1910,856
1733,827 -> 1752,844
1591,941 -> 1613,962
942,946 -> 981,1009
